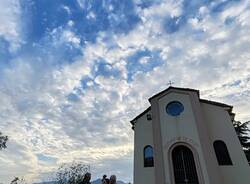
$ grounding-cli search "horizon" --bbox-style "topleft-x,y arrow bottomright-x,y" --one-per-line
0,0 -> 250,183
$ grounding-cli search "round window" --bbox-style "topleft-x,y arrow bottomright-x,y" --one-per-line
166,101 -> 184,116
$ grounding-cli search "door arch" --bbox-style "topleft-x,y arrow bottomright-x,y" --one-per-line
171,145 -> 200,184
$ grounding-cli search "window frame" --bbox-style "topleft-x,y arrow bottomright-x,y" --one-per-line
144,145 -> 154,167
213,140 -> 233,165
166,101 -> 184,116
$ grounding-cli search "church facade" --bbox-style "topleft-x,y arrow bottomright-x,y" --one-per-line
130,87 -> 250,184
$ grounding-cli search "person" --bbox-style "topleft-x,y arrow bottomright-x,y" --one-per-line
110,175 -> 116,184
102,174 -> 110,184
82,172 -> 91,184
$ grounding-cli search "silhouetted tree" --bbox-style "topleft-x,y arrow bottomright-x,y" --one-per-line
233,120 -> 250,162
0,132 -> 8,150
56,162 -> 90,184
10,177 -> 27,184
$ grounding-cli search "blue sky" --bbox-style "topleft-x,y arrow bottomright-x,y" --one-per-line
0,0 -> 250,183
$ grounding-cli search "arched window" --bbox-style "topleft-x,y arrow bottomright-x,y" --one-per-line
213,140 -> 233,165
144,145 -> 154,167
172,145 -> 199,184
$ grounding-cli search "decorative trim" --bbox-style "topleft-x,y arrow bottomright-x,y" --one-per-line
168,142 -> 205,184
151,98 -> 166,184
149,87 -> 200,101
164,136 -> 199,150
130,87 -> 234,128
189,92 -> 222,184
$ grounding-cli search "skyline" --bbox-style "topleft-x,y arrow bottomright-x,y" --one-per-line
0,0 -> 250,183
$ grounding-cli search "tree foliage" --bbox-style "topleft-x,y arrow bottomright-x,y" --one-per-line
233,120 -> 250,162
0,131 -> 8,150
10,177 -> 27,184
56,162 -> 90,184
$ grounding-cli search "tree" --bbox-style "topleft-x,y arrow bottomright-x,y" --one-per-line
0,131 -> 8,150
56,162 -> 90,184
10,177 -> 27,184
233,120 -> 250,162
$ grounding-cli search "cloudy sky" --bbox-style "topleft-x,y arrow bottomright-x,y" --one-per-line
0,0 -> 249,183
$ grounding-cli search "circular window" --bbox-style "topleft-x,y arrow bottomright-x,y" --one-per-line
166,101 -> 184,116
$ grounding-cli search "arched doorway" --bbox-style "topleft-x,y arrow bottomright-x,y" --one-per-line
172,145 -> 199,184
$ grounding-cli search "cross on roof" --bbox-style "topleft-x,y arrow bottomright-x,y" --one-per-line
167,80 -> 174,86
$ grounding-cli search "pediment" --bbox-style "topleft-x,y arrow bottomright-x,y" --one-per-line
148,87 -> 200,102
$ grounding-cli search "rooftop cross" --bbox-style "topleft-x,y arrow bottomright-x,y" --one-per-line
167,80 -> 174,86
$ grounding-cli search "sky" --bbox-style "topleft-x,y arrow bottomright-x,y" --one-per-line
0,0 -> 249,183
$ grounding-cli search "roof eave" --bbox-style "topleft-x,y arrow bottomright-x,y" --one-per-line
130,106 -> 151,123
148,86 -> 200,102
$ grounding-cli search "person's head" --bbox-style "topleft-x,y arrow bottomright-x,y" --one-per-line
84,172 -> 91,181
110,175 -> 116,184
102,175 -> 107,184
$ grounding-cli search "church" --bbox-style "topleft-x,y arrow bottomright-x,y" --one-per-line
130,87 -> 250,184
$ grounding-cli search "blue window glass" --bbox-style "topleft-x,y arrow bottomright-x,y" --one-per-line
166,101 -> 184,116
144,145 -> 154,167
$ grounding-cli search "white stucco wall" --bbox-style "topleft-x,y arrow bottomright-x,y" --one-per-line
202,103 -> 250,184
157,92 -> 210,184
134,111 -> 155,184
133,89 -> 250,184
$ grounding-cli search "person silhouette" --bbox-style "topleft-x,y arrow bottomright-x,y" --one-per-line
110,175 -> 116,184
82,172 -> 91,184
102,174 -> 110,184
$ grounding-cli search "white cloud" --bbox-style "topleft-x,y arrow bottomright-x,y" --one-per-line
77,0 -> 86,9
139,56 -> 151,64
0,0 -> 22,51
67,20 -> 75,27
0,0 -> 250,183
61,30 -> 81,46
62,5 -> 71,15
86,11 -> 96,19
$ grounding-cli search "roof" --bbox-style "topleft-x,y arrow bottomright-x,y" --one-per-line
148,86 -> 200,102
130,87 -> 233,126
200,99 -> 233,109
130,106 -> 151,125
